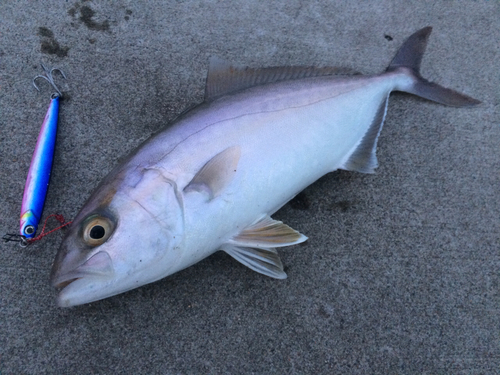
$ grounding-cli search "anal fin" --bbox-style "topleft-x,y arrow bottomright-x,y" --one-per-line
342,95 -> 389,174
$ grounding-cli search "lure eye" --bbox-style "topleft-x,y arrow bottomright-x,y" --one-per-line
82,215 -> 114,246
24,225 -> 36,236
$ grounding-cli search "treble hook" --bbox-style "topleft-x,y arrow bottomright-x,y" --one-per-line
33,64 -> 66,98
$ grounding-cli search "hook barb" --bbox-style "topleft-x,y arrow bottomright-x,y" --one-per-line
32,64 -> 66,98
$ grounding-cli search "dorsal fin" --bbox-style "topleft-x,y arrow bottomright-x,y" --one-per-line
205,56 -> 360,101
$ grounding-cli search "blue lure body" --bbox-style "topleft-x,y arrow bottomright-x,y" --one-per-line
20,95 -> 60,238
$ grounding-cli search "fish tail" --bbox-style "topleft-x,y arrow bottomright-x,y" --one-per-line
387,27 -> 480,107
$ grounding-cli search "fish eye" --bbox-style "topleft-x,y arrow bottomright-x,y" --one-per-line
90,225 -> 105,239
82,215 -> 114,246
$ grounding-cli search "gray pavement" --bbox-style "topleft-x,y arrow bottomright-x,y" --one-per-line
1,1 -> 499,374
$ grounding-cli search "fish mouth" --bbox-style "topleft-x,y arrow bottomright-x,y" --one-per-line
54,277 -> 80,290
51,251 -> 116,307
51,251 -> 114,290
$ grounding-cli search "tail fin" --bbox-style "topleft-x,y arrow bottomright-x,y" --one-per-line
387,27 -> 480,107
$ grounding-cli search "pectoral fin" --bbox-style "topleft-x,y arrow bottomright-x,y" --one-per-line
221,244 -> 287,279
229,215 -> 307,248
184,146 -> 241,200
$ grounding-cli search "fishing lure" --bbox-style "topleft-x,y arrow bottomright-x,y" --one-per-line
19,65 -> 66,240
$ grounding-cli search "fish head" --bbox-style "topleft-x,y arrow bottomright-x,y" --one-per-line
51,168 -> 185,307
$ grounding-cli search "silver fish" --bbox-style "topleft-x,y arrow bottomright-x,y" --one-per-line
51,27 -> 479,307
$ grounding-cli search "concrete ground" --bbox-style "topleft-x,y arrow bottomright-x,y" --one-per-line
0,1 -> 498,374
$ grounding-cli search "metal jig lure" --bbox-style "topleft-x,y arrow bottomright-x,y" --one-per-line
19,65 -> 66,240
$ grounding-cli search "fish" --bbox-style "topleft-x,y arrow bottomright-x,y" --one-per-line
50,27 -> 479,307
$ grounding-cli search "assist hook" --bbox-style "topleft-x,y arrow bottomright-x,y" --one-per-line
33,64 -> 66,98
